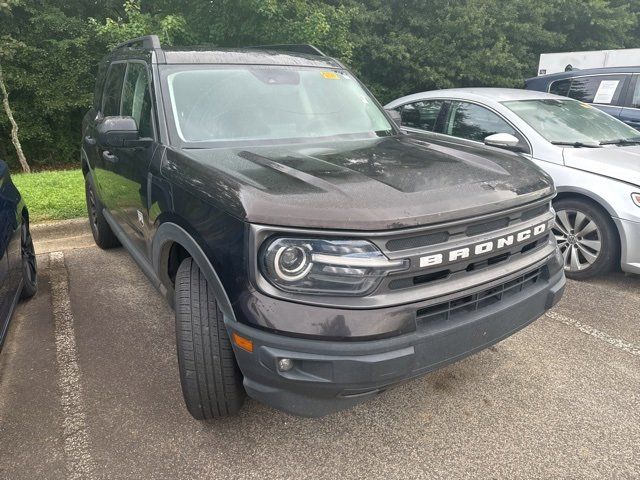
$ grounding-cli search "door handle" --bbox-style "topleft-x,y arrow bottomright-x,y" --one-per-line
102,151 -> 118,163
84,135 -> 96,146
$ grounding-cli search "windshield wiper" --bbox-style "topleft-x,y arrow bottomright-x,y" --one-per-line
599,138 -> 640,146
550,141 -> 600,148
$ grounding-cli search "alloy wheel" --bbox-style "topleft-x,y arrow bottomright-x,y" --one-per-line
553,209 -> 602,272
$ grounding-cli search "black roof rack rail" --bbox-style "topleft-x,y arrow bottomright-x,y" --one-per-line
247,44 -> 327,57
114,35 -> 162,51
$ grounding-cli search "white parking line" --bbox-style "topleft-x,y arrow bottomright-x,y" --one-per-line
546,310 -> 640,358
50,251 -> 96,480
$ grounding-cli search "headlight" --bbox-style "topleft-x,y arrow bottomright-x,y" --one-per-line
632,193 -> 640,207
260,238 -> 408,296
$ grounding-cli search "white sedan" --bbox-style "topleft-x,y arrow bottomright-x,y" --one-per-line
386,88 -> 640,279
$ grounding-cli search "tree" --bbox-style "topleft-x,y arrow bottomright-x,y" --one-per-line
341,0 -> 638,103
91,0 -> 189,47
0,2 -> 30,172
1,0 -> 640,169
154,0 -> 356,61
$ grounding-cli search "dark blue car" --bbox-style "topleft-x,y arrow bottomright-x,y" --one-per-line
0,159 -> 37,348
525,66 -> 640,129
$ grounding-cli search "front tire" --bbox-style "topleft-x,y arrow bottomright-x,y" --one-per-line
20,220 -> 37,299
85,173 -> 120,249
553,198 -> 618,280
175,258 -> 245,419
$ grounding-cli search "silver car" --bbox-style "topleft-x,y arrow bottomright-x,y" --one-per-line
386,88 -> 640,279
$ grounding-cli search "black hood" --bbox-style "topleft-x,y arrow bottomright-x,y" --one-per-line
162,135 -> 553,231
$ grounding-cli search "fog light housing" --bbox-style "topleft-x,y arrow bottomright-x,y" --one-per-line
278,358 -> 294,371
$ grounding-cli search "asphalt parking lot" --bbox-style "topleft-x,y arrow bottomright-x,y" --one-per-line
0,221 -> 639,479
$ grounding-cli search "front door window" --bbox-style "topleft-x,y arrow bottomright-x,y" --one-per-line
445,101 -> 517,142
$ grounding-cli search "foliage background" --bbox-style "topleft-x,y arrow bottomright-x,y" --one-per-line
0,0 -> 639,170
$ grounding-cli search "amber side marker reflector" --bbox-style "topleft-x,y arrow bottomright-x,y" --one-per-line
232,332 -> 254,353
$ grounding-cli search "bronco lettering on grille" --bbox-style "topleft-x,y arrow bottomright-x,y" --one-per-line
419,223 -> 547,268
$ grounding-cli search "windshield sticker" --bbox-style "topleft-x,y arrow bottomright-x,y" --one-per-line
321,71 -> 340,80
593,80 -> 619,104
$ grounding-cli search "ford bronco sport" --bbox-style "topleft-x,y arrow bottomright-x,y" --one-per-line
81,36 -> 565,419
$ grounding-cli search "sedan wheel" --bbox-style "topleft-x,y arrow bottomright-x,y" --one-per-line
553,209 -> 602,272
552,198 -> 618,280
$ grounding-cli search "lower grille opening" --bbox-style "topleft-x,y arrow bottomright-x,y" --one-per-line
416,267 -> 544,325
466,252 -> 511,272
413,269 -> 450,285
388,269 -> 450,290
522,234 -> 548,253
465,234 -> 549,273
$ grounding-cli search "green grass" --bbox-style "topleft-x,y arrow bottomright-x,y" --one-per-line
12,169 -> 86,223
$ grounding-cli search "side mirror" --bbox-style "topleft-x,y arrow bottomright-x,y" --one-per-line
96,116 -> 139,148
385,108 -> 402,127
484,133 -> 522,151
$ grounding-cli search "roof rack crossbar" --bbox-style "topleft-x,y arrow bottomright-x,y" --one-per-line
247,44 -> 327,57
114,35 -> 161,51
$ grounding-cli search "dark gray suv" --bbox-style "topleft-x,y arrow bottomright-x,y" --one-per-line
82,35 -> 565,419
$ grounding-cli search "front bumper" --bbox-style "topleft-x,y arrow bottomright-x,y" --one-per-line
614,217 -> 640,275
226,254 -> 565,417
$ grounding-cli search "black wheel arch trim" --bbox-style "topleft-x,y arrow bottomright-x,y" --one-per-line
152,222 -> 236,321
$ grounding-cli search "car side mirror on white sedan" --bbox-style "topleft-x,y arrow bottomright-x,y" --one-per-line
484,133 -> 522,151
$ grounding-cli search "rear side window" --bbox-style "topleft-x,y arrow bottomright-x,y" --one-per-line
121,63 -> 154,138
629,77 -> 640,109
101,63 -> 127,116
552,75 -> 626,105
549,79 -> 571,97
397,100 -> 443,131
444,101 -> 517,142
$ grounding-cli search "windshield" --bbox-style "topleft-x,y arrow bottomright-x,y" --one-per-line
502,99 -> 640,145
163,65 -> 393,145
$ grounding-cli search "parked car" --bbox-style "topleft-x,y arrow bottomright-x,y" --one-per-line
0,160 -> 37,349
82,36 -> 564,419
525,66 -> 640,129
386,88 -> 640,279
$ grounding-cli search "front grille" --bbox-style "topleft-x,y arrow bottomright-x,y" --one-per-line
387,234 -> 549,290
416,267 -> 544,325
465,217 -> 509,236
386,231 -> 449,251
385,202 -> 551,252
520,204 -> 548,221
